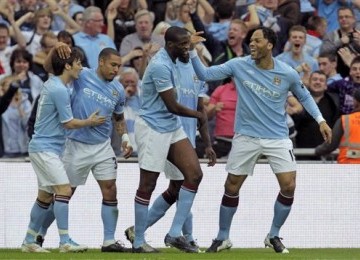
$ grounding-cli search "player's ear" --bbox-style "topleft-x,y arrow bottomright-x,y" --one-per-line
267,42 -> 273,50
64,63 -> 71,71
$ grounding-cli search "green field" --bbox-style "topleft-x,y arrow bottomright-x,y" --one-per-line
1,248 -> 360,260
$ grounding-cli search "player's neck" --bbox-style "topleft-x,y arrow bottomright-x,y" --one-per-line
165,47 -> 176,64
255,56 -> 274,70
59,73 -> 72,85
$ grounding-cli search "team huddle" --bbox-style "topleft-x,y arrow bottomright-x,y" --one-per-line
21,26 -> 332,254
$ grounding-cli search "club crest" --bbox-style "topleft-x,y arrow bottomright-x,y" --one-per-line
273,76 -> 281,86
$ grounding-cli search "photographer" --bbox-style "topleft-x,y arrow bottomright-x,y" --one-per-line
320,7 -> 360,77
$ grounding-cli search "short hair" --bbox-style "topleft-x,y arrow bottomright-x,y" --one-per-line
164,26 -> 189,43
338,6 -> 354,16
57,30 -> 75,46
120,67 -> 139,81
0,23 -> 9,34
52,47 -> 84,76
230,19 -> 248,33
306,15 -> 326,31
289,25 -> 307,37
318,52 -> 337,62
83,6 -> 102,22
10,49 -> 33,73
350,56 -> 360,67
134,9 -> 155,23
98,47 -> 120,60
255,26 -> 277,48
310,70 -> 327,79
215,0 -> 235,20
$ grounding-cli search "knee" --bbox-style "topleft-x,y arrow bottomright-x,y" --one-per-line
185,171 -> 203,186
224,178 -> 241,195
281,181 -> 296,196
55,185 -> 72,197
102,181 -> 117,200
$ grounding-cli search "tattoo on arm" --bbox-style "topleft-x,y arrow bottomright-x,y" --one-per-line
113,113 -> 127,136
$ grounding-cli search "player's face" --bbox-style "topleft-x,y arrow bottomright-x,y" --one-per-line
70,59 -> 83,79
249,30 -> 272,61
174,34 -> 190,62
99,54 -> 122,81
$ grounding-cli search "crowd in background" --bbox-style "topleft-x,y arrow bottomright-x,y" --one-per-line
0,0 -> 359,162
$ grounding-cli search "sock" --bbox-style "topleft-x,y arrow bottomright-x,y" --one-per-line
38,201 -> 55,237
269,192 -> 293,238
133,190 -> 151,248
24,199 -> 50,244
182,211 -> 194,242
217,192 -> 239,241
168,183 -> 197,238
146,189 -> 176,228
53,195 -> 70,244
102,200 -> 118,246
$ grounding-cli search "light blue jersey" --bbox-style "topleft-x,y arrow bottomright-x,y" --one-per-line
68,68 -> 126,144
139,48 -> 182,133
191,54 -> 323,139
175,59 -> 206,147
28,76 -> 73,155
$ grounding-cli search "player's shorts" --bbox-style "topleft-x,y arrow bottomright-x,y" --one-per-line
62,138 -> 117,187
135,116 -> 187,173
225,134 -> 296,175
164,160 -> 184,180
29,152 -> 70,193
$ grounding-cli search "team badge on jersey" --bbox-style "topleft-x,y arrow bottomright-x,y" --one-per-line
193,75 -> 199,83
273,76 -> 281,86
112,90 -> 119,97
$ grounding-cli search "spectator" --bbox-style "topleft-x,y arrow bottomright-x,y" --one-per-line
277,25 -> 319,78
327,56 -> 360,115
14,0 -> 39,31
276,0 -> 301,27
120,9 -> 165,59
318,52 -> 343,85
32,31 -> 58,81
0,5 -> 27,78
49,0 -> 85,31
0,76 -> 20,157
294,71 -> 340,153
105,0 -> 145,50
72,6 -> 116,68
320,7 -> 360,77
315,88 -> 360,163
111,67 -> 140,156
9,49 -> 43,103
1,86 -> 31,158
316,0 -> 347,33
206,79 -> 236,158
299,0 -> 315,26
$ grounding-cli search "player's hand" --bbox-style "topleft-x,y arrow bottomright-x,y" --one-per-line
55,42 -> 71,59
319,121 -> 332,144
121,140 -> 133,159
88,110 -> 106,126
204,146 -> 216,166
190,31 -> 205,50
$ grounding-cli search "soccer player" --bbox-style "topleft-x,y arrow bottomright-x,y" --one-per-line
41,46 -> 133,252
21,47 -> 106,253
189,26 -> 332,253
124,46 -> 217,251
131,26 -> 208,253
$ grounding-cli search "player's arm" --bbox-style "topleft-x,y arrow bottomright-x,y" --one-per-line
113,113 -> 133,159
160,89 -> 204,120
63,110 -> 106,129
290,72 -> 332,143
197,96 -> 216,166
315,118 -> 343,156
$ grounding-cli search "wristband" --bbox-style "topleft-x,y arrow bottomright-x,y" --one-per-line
122,133 -> 132,147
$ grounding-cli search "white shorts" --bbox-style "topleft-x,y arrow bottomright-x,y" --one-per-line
29,152 -> 70,193
164,160 -> 184,180
62,139 -> 117,187
135,116 -> 187,173
226,134 -> 296,175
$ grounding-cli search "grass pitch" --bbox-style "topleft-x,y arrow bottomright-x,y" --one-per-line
1,248 -> 360,260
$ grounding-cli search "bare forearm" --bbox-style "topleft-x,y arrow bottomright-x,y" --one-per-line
63,118 -> 91,129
